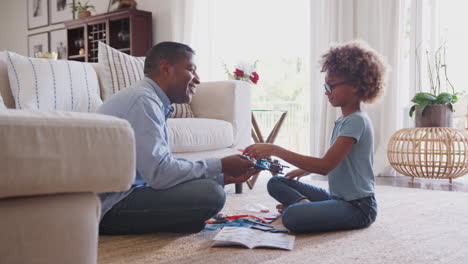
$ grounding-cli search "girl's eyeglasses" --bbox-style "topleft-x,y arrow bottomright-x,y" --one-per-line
324,81 -> 347,93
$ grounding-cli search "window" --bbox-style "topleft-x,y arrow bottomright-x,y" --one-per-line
192,0 -> 311,153
402,0 -> 468,128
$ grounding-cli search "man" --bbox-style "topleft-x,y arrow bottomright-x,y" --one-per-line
98,42 -> 256,234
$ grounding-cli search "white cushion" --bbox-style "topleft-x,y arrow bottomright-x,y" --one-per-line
98,42 -> 194,118
191,80 -> 252,149
0,109 -> 135,199
167,118 -> 234,152
3,52 -> 102,112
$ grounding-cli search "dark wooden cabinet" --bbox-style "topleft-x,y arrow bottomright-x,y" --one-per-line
64,9 -> 152,62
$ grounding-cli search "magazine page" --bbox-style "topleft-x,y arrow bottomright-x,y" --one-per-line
212,227 -> 256,248
254,232 -> 295,250
212,227 -> 295,250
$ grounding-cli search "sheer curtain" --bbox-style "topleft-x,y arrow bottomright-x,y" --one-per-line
168,0 -> 219,83
309,0 -> 405,176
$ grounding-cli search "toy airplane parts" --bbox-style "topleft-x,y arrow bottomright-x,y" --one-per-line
238,149 -> 289,175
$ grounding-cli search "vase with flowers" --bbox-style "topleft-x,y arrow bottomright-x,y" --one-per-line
224,61 -> 260,85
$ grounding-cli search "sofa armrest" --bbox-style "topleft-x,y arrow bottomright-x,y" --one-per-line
0,110 -> 135,199
190,80 -> 251,149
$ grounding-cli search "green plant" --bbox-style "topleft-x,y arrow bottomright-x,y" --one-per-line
409,42 -> 460,117
69,1 -> 95,13
409,92 -> 458,117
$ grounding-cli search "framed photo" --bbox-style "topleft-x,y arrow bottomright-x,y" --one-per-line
108,0 -> 119,12
27,0 -> 49,29
50,0 -> 74,24
28,32 -> 49,57
50,28 -> 68,59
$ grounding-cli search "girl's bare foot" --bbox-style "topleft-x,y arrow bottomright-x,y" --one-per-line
276,199 -> 310,214
276,204 -> 285,214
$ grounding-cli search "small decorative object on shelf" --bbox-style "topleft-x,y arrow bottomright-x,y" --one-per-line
409,42 -> 461,127
387,127 -> 468,183
69,1 -> 95,19
108,0 -> 138,12
34,52 -> 58,60
118,0 -> 138,9
224,61 -> 260,84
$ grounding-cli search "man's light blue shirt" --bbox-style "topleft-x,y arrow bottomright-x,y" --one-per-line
97,77 -> 223,219
328,110 -> 375,201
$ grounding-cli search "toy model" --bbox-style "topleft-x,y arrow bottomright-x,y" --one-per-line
253,157 -> 289,175
237,149 -> 289,175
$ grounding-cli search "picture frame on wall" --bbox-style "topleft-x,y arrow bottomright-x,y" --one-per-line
50,0 -> 74,24
50,28 -> 68,60
28,32 -> 49,57
27,0 -> 49,29
50,28 -> 68,59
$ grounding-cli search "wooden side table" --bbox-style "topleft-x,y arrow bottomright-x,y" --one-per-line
387,127 -> 468,183
246,110 -> 288,189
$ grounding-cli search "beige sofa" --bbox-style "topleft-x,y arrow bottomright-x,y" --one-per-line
0,55 -> 251,264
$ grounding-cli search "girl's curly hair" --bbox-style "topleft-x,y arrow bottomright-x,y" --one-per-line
320,40 -> 388,103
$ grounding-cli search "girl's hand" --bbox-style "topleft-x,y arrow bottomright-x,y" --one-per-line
243,143 -> 280,159
285,169 -> 309,180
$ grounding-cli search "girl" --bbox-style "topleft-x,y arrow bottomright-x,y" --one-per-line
243,41 -> 387,233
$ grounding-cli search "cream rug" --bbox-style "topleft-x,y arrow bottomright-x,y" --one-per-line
99,176 -> 468,264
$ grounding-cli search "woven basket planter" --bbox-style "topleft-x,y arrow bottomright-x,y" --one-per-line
78,10 -> 91,19
387,127 -> 468,183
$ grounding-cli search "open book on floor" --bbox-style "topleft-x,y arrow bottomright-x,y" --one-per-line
212,227 -> 295,250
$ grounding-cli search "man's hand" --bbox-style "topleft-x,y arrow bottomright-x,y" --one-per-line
221,154 -> 254,177
224,169 -> 260,185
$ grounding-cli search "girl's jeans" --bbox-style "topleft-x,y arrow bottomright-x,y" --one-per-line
268,176 -> 377,233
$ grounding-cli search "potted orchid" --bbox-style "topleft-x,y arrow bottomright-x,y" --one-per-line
224,61 -> 259,85
409,43 -> 460,127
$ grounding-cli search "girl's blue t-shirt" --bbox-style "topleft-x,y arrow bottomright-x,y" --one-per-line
328,110 -> 375,201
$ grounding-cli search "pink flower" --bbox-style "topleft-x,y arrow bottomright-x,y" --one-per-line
250,72 -> 259,84
234,69 -> 244,77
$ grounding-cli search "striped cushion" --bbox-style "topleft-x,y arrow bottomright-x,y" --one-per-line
98,42 -> 194,118
98,41 -> 145,100
3,51 -> 102,112
170,103 -> 194,118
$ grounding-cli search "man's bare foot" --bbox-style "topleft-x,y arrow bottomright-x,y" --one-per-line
276,199 -> 310,214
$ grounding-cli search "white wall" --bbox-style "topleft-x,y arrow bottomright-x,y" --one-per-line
0,0 -> 177,56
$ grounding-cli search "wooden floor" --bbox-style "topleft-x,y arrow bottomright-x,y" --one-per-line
310,175 -> 468,192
